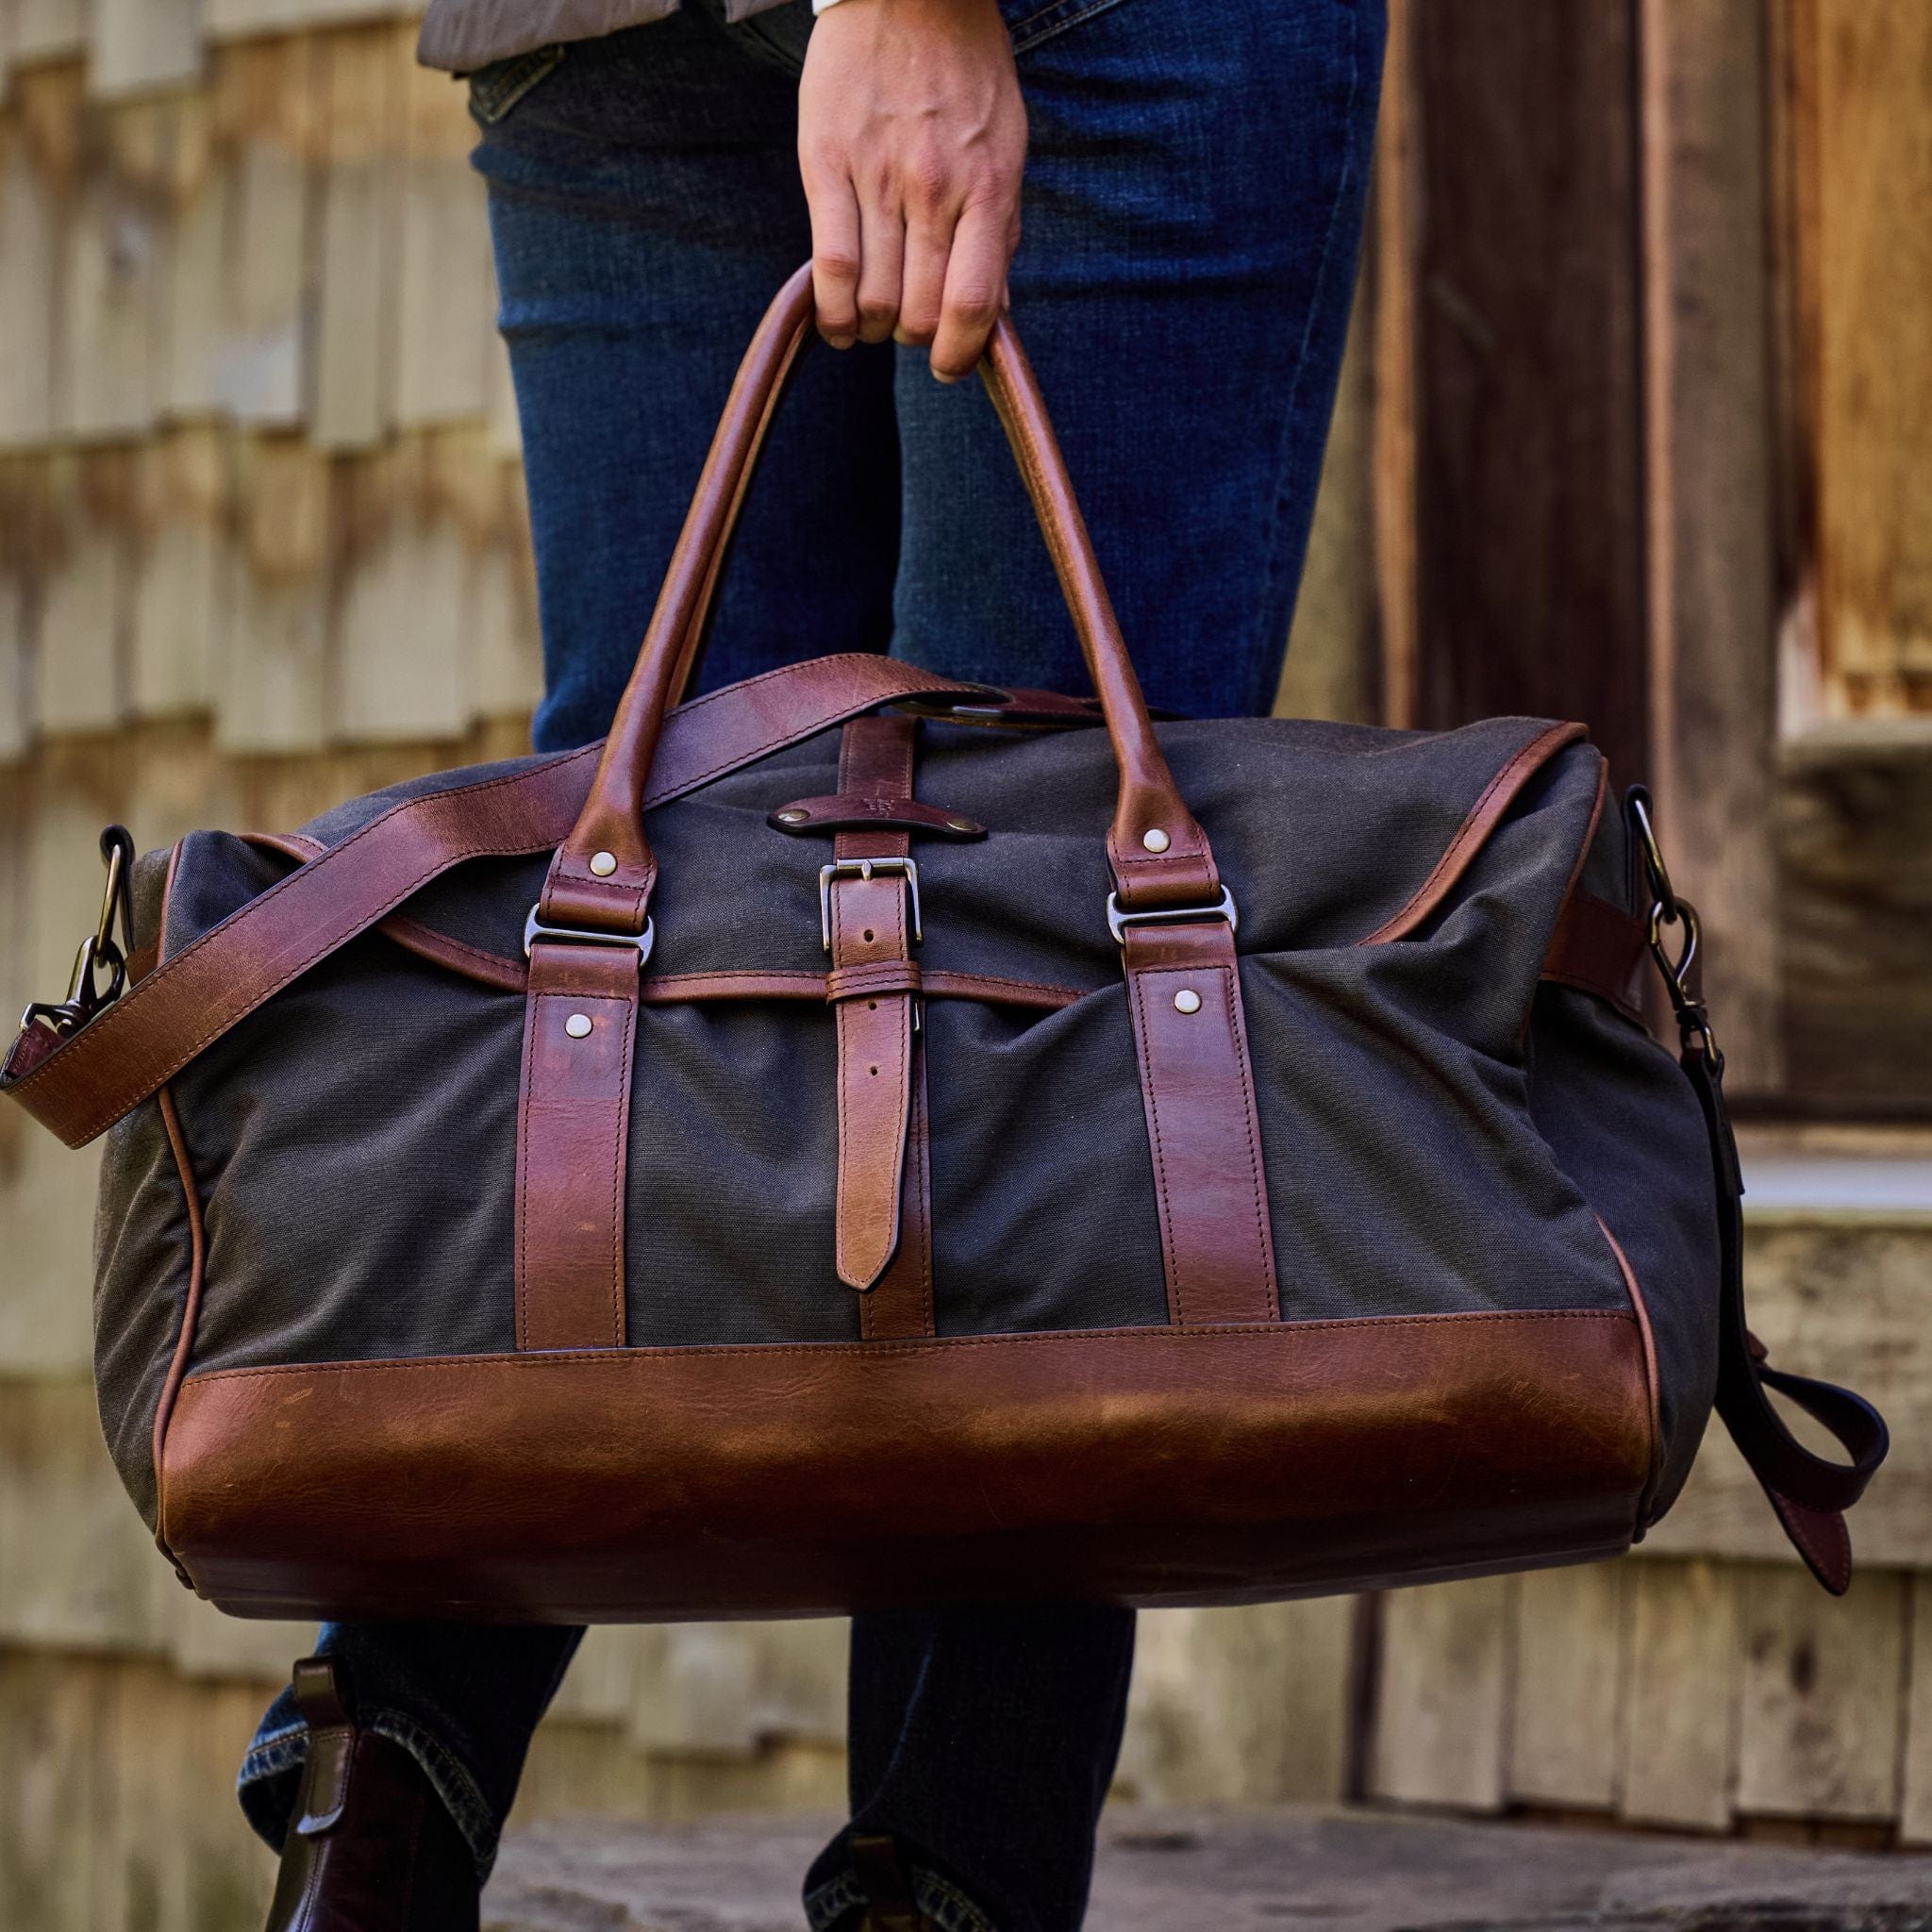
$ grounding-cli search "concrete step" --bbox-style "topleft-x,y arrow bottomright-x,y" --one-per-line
483,1807 -> 1932,1932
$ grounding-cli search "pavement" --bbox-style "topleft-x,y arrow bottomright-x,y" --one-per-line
484,1806 -> 1932,1931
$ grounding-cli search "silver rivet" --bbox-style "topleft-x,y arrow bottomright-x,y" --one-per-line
775,808 -> 808,825
1174,989 -> 1202,1014
590,850 -> 618,877
1142,827 -> 1171,854
564,1013 -> 593,1039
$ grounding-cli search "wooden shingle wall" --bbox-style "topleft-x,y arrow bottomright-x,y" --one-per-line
0,4 -> 1928,1926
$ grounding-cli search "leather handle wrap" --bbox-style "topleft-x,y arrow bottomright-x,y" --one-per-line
539,264 -> 1220,941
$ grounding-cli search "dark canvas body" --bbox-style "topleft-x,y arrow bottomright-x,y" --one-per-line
91,708 -> 1718,1607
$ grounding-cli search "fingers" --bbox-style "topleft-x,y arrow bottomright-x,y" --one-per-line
929,196 -> 1012,382
855,191 -> 905,346
897,207 -> 951,350
806,170 -> 863,349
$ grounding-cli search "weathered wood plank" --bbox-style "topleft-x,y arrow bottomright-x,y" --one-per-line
332,426 -> 477,740
1276,275 -> 1375,727
1369,0 -> 1417,731
1900,1575 -> 1932,1845
1777,740 -> 1932,1113
0,1378 -> 163,1651
0,458 -> 39,756
154,91 -> 227,418
10,0 -> 85,65
1801,0 -> 1932,715
58,96 -> 165,441
0,1649 -> 97,1928
217,431 -> 331,750
392,46 -> 494,426
625,1619 -> 848,1760
1508,1561 -> 1626,1812
0,64 -> 79,448
1735,1562 -> 1907,1822
35,447 -> 131,732
204,0 -> 417,38
212,36 -> 316,427
89,0 -> 202,100
0,757 -> 114,1373
1645,1218 -> 1932,1568
1637,0 -> 1785,1091
544,1624 -> 647,1727
1121,1599 -> 1356,1805
1405,0 -> 1648,781
311,22 -> 401,449
1369,1577 -> 1512,1811
1619,1556 -> 1739,1832
470,458 -> 542,724
131,424 -> 226,717
169,1591 -> 315,1685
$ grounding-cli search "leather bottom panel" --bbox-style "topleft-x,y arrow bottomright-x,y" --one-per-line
159,1310 -> 1653,1624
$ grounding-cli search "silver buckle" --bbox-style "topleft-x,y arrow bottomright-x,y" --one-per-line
522,904 -> 655,965
1106,884 -> 1239,946
818,856 -> 923,954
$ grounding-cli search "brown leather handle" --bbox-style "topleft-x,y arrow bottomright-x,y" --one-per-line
538,263 -> 1223,940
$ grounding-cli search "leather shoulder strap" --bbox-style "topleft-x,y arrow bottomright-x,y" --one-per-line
1685,1041 -> 1889,1591
3,656 -> 976,1149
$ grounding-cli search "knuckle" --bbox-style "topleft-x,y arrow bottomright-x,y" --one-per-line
905,153 -> 954,214
813,248 -> 861,286
946,288 -> 1000,326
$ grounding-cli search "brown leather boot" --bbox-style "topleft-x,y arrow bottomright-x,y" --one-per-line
849,1834 -> 939,1932
262,1657 -> 480,1932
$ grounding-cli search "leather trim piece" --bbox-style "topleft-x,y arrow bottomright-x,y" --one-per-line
1357,722 -> 1590,945
1121,920 -> 1279,1327
513,941 -> 639,1352
149,1084 -> 207,1574
769,794 -> 984,840
1595,1217 -> 1663,1522
1542,889 -> 1649,1027
160,1309 -> 1653,1622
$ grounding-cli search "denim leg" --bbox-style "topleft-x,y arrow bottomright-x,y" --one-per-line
893,0 -> 1386,721
238,1622 -> 582,1879
467,5 -> 900,753
804,1607 -> 1136,1932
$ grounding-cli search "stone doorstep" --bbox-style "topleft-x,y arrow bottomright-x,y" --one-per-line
484,1807 -> 1932,1932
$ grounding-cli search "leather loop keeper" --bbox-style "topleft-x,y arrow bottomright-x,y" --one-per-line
826,960 -> 924,1004
1122,919 -> 1279,1326
514,941 -> 639,1351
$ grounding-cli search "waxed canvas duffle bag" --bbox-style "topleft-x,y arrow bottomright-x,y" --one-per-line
3,268 -> 1889,1624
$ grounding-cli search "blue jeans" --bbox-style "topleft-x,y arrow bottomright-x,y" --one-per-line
241,3 -> 1381,1925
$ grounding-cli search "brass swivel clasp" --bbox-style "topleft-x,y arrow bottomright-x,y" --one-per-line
20,824 -> 137,1042
1626,789 -> 1721,1069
